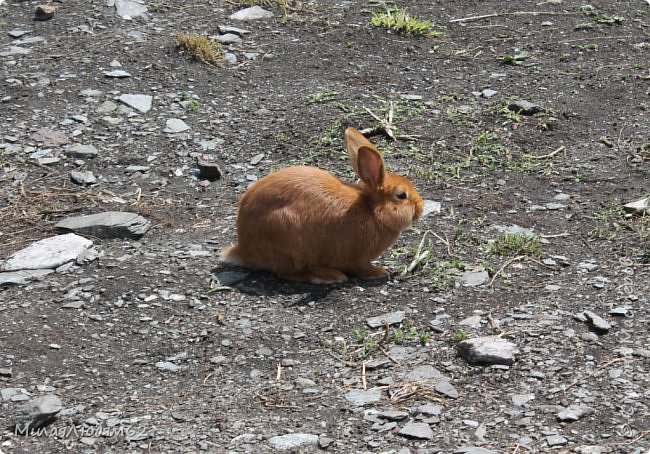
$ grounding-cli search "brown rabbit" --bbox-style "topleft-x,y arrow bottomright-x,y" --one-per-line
221,127 -> 424,284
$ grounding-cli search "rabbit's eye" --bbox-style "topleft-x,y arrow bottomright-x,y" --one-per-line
396,191 -> 408,200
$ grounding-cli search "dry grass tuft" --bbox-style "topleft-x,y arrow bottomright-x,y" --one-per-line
176,33 -> 223,66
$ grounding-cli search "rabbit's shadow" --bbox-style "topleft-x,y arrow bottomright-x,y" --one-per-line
211,264 -> 386,306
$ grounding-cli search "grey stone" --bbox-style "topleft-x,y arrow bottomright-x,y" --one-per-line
435,380 -> 459,398
0,368 -> 12,377
459,270 -> 489,287
557,404 -> 594,421
577,261 -> 598,272
80,88 -> 104,97
1,388 -> 28,401
405,365 -> 443,382
268,433 -> 318,450
103,70 -> 131,78
29,128 -> 69,147
197,160 -> 222,181
155,361 -> 180,372
115,0 -> 148,19
164,118 -> 190,133
379,410 -> 409,421
13,395 -> 63,432
125,165 -> 150,173
492,224 -> 535,237
366,310 -> 405,328
508,100 -> 540,115
55,211 -> 151,239
96,100 -> 118,114
2,234 -> 93,271
459,315 -> 482,327
118,94 -> 152,113
454,448 -> 497,454
511,393 -> 535,406
582,310 -> 611,333
623,197 -> 649,215
214,33 -> 242,45
64,144 -> 98,159
218,25 -> 251,36
399,422 -> 434,440
8,29 -> 32,39
224,52 -> 238,65
70,170 -> 97,185
0,269 -> 53,285
609,306 -> 631,316
417,404 -> 442,416
230,6 -> 274,21
422,199 -> 442,217
545,202 -> 566,210
456,336 -> 520,366
546,434 -> 568,446
250,153 -> 265,165
481,89 -> 498,98
0,46 -> 32,57
343,389 -> 382,406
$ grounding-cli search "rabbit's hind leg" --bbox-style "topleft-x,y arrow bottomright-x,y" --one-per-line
278,267 -> 348,285
349,264 -> 389,280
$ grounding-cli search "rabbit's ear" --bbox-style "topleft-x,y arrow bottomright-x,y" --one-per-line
345,128 -> 385,188
356,145 -> 385,189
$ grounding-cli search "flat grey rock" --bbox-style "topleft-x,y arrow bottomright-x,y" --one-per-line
623,197 -> 649,215
13,394 -> 62,432
218,25 -> 251,35
2,234 -> 93,271
0,269 -> 53,285
459,315 -> 482,327
115,0 -> 148,19
417,404 -> 442,416
379,410 -> 409,421
343,389 -> 382,406
164,118 -> 190,133
399,422 -> 434,440
214,33 -> 242,45
546,434 -> 568,446
8,29 -> 32,39
557,404 -> 594,421
508,100 -> 540,115
64,144 -> 98,159
29,128 -> 69,147
456,336 -> 520,366
581,310 -> 610,333
125,165 -> 150,173
422,199 -> 442,217
268,433 -> 318,450
103,69 -> 131,78
55,211 -> 151,239
0,46 -> 31,57
492,224 -> 535,237
404,365 -> 443,382
230,6 -> 274,21
454,448 -> 497,454
250,153 -> 265,165
366,310 -> 405,328
70,170 -> 97,185
118,94 -> 152,113
435,380 -> 459,398
459,270 -> 489,287
155,361 -> 180,372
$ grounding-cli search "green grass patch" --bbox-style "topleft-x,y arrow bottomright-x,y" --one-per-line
487,233 -> 541,257
371,6 -> 443,37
